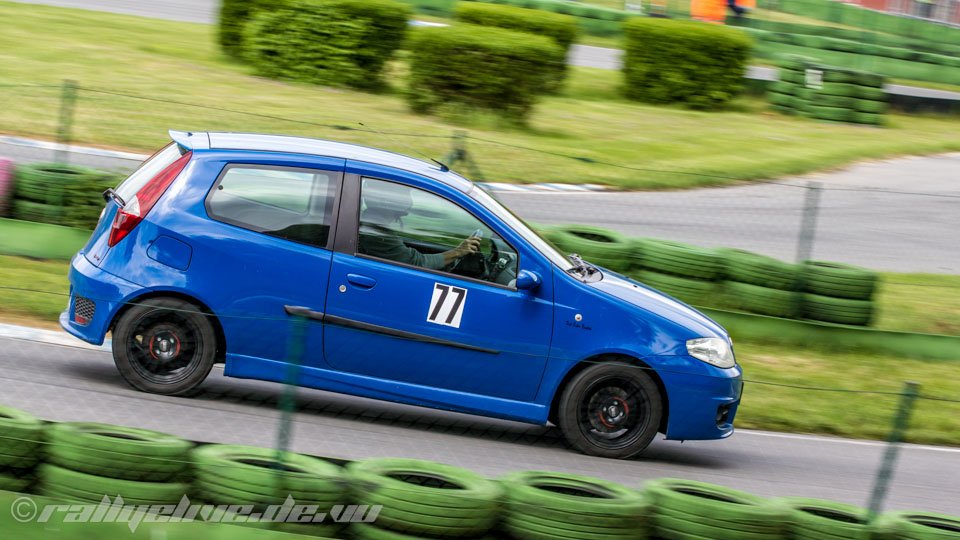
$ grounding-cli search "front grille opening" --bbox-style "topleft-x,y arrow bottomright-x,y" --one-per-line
716,404 -> 732,426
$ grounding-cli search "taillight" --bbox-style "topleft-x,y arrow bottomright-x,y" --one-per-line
108,152 -> 191,247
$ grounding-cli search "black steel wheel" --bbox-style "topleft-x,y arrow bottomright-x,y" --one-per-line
112,298 -> 217,396
558,361 -> 662,459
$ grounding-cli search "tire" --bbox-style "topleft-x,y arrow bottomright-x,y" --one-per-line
542,225 -> 636,272
40,463 -> 189,504
853,99 -> 887,113
724,281 -> 799,318
809,93 -> 856,109
853,72 -> 885,88
767,91 -> 796,108
192,444 -> 346,508
635,271 -> 716,305
347,457 -> 502,537
501,471 -> 648,538
779,498 -> 871,538
717,248 -> 800,290
645,478 -> 788,527
0,471 -> 33,493
12,199 -> 62,224
112,297 -> 218,395
803,261 -> 878,300
852,112 -> 884,125
821,70 -> 856,84
46,422 -> 192,482
640,240 -> 725,280
877,511 -> 960,539
859,86 -> 887,100
818,83 -> 860,97
803,294 -> 874,326
0,406 -> 44,468
557,361 -> 662,459
809,105 -> 853,123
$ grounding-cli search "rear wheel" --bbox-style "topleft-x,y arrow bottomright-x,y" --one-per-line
112,298 -> 217,396
557,361 -> 662,459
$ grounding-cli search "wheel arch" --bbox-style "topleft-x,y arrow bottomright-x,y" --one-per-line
109,290 -> 227,364
548,354 -> 669,433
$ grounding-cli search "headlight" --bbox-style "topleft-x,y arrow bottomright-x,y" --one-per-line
686,337 -> 736,368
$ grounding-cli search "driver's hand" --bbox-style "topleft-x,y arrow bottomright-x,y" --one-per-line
452,236 -> 481,259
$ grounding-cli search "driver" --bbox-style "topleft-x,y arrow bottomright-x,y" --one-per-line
358,181 -> 481,270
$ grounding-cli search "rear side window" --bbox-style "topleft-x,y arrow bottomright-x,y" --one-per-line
116,143 -> 185,202
207,165 -> 337,249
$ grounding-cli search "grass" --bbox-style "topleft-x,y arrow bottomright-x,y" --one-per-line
1,2 -> 960,191
1,254 -> 956,445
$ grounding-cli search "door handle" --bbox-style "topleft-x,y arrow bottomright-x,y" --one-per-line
346,273 -> 377,289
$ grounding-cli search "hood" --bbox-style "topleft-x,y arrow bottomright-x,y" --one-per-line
590,271 -> 728,340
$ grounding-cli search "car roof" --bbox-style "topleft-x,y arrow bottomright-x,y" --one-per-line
170,130 -> 474,192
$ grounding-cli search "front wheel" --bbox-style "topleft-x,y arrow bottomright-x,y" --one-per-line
557,362 -> 663,459
112,298 -> 217,396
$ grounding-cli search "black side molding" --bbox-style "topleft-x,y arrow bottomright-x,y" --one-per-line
283,305 -> 498,355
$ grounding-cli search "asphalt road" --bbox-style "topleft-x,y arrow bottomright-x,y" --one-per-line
2,336 -> 958,514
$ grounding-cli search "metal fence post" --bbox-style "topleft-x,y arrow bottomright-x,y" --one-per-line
275,314 -> 308,468
795,181 -> 822,264
444,130 -> 487,182
867,381 -> 921,518
54,79 -> 78,165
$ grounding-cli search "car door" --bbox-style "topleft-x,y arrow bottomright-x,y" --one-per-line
322,172 -> 554,403
195,158 -> 343,369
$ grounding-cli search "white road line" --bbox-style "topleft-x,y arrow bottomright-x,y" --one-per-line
739,430 -> 960,453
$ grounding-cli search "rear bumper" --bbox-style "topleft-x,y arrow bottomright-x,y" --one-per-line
659,359 -> 743,441
59,254 -> 139,346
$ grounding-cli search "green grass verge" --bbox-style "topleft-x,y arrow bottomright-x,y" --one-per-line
1,253 -> 955,445
3,2 -> 960,190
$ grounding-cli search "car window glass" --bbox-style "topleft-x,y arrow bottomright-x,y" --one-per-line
357,178 -> 519,286
207,166 -> 336,249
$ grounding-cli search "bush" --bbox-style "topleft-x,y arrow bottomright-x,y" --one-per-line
244,0 -> 410,90
622,18 -> 752,109
455,2 -> 578,51
407,24 -> 564,121
455,3 -> 576,91
217,0 -> 272,58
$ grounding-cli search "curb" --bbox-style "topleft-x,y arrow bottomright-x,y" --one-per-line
0,323 -> 110,351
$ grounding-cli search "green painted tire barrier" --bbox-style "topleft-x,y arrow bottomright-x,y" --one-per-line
636,271 -> 717,304
40,463 -> 189,504
809,105 -> 853,123
725,281 -> 798,319
640,239 -> 725,280
718,248 -> 800,290
0,406 -> 44,475
803,261 -> 878,300
874,511 -> 960,539
803,293 -> 874,326
348,457 -> 502,538
502,471 -> 650,540
779,497 -> 872,539
47,422 -> 192,482
542,224 -> 636,271
12,163 -> 122,229
645,478 -> 788,539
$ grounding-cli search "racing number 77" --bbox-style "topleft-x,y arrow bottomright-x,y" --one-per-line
428,284 -> 468,328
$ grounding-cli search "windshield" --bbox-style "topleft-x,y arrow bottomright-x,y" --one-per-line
470,186 -> 575,271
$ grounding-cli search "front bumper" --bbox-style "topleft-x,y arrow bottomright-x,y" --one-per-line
59,254 -> 140,346
657,357 -> 743,441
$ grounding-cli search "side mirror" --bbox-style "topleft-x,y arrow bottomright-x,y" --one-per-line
516,270 -> 542,291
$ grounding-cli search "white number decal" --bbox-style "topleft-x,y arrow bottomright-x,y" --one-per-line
427,283 -> 467,328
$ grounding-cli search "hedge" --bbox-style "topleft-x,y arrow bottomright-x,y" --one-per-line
244,0 -> 410,90
455,2 -> 578,51
622,18 -> 752,109
218,0 -> 271,58
407,24 -> 564,121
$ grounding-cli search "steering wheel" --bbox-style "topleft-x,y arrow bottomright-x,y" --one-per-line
449,238 -> 496,280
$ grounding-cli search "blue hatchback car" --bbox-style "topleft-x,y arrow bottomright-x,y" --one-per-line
61,130 -> 742,458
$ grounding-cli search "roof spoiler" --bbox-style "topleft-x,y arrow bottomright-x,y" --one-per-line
168,130 -> 210,151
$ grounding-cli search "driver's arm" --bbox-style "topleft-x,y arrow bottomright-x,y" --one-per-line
440,236 -> 481,267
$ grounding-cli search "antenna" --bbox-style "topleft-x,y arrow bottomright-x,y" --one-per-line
358,122 -> 449,172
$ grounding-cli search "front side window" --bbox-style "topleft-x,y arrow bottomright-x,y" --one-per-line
358,178 -> 519,286
207,165 -> 336,249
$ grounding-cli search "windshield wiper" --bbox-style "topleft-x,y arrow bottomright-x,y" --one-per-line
102,188 -> 126,208
566,253 -> 598,277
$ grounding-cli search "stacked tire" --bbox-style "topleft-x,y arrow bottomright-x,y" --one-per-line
874,511 -> 960,539
770,58 -> 887,126
192,444 -> 347,538
779,498 -> 873,540
541,224 -> 637,272
502,471 -> 650,540
645,478 -> 788,540
13,163 -> 122,228
769,55 -> 815,115
720,249 -> 801,318
41,422 -> 191,505
348,458 -> 502,539
802,261 -> 877,326
0,406 -> 44,494
634,239 -> 724,305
